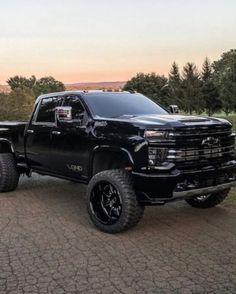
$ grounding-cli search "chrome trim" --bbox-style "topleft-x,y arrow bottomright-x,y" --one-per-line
51,131 -> 61,135
167,146 -> 234,162
169,130 -> 232,137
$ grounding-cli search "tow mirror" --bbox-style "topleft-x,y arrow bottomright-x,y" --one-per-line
55,106 -> 72,122
169,105 -> 179,114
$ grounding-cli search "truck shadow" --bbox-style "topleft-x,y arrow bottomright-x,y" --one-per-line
15,174 -> 235,235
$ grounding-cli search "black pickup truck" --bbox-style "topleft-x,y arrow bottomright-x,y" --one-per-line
0,91 -> 236,233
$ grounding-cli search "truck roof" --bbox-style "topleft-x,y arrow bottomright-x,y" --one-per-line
36,90 -> 131,103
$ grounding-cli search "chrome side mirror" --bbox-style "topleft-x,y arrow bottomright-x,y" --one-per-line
169,105 -> 179,114
55,106 -> 72,121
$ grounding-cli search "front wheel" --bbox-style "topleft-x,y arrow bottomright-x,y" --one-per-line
185,189 -> 230,209
87,169 -> 144,233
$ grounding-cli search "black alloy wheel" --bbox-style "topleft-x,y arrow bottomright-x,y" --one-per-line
90,181 -> 122,225
87,169 -> 145,233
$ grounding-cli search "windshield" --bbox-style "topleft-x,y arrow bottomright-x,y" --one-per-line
83,93 -> 168,118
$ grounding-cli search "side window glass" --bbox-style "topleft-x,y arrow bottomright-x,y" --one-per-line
63,96 -> 85,120
36,97 -> 61,123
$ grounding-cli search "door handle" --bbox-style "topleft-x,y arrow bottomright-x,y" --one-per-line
52,131 -> 61,135
76,125 -> 86,130
27,129 -> 34,134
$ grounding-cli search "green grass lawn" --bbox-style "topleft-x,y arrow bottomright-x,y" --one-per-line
212,113 -> 236,131
227,187 -> 236,204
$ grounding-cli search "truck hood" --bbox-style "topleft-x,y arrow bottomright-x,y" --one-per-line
105,114 -> 231,129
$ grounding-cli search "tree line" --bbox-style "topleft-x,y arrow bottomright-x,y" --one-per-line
123,49 -> 236,116
0,76 -> 65,120
0,49 -> 235,121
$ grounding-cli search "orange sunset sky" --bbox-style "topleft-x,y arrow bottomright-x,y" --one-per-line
0,0 -> 236,84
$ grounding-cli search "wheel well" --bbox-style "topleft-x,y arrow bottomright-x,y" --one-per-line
92,150 -> 132,177
0,141 -> 13,153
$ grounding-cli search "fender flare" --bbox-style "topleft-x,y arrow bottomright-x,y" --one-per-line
0,138 -> 14,153
89,145 -> 134,177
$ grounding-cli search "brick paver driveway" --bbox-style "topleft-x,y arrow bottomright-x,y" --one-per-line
0,174 -> 236,294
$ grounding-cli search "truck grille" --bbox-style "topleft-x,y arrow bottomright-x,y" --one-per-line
169,126 -> 235,169
149,125 -> 235,170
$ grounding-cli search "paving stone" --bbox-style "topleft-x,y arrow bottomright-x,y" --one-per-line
0,174 -> 235,293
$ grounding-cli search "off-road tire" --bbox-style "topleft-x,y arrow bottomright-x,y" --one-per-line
87,169 -> 145,233
0,153 -> 20,192
185,189 -> 230,209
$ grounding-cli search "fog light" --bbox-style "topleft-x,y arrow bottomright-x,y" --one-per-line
148,159 -> 155,166
148,147 -> 168,166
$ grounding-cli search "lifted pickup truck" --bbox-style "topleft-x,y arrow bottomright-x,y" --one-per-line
0,91 -> 236,233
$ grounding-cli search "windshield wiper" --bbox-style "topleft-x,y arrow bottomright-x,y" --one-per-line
111,114 -> 138,118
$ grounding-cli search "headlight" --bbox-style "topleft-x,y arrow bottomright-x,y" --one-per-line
148,147 -> 168,166
144,130 -> 167,140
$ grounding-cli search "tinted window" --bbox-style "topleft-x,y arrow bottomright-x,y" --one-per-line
36,97 -> 61,123
83,93 -> 168,118
63,96 -> 85,120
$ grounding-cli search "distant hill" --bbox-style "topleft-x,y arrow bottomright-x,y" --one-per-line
66,81 -> 126,91
0,81 -> 127,93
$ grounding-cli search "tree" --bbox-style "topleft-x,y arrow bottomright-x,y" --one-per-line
0,92 -> 9,120
201,58 -> 222,116
33,76 -> 65,97
123,72 -> 169,106
167,62 -> 183,107
181,62 -> 202,114
7,75 -> 36,90
212,49 -> 236,115
202,57 -> 212,82
0,87 -> 35,121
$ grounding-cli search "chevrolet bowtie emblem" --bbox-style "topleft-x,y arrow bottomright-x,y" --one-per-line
201,137 -> 219,146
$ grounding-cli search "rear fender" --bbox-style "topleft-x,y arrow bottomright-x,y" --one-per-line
0,139 -> 14,153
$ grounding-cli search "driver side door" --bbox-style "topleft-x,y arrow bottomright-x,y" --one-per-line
50,95 -> 90,181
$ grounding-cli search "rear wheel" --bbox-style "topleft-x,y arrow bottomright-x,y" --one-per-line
0,153 -> 20,192
87,169 -> 144,233
185,189 -> 230,208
